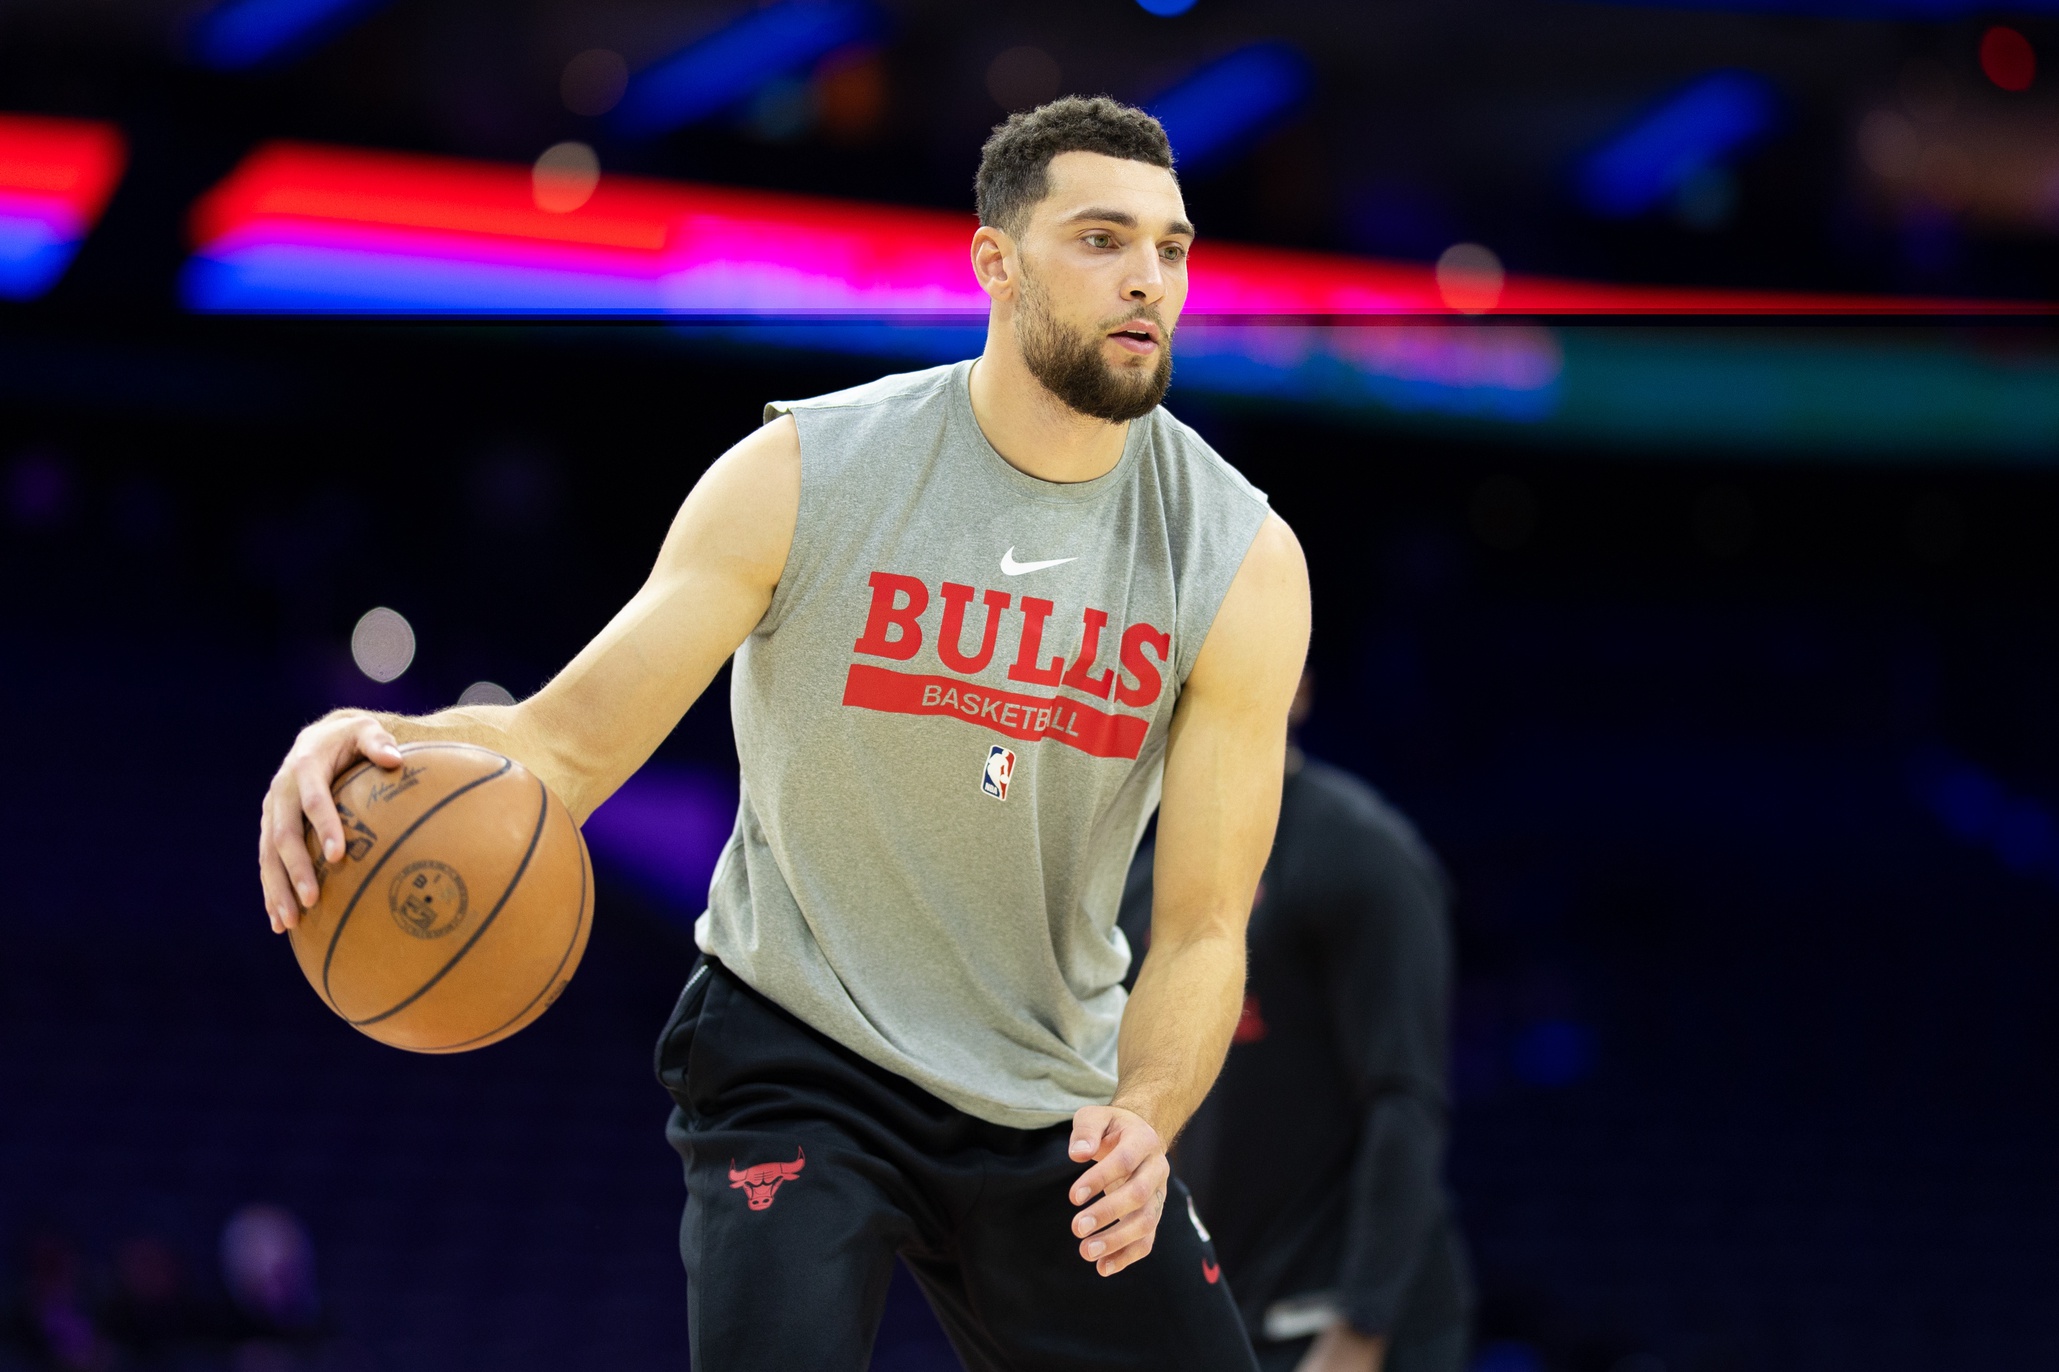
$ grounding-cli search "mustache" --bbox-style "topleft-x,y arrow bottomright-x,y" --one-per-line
1100,305 -> 1172,336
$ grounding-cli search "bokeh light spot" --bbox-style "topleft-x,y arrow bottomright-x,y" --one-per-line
986,46 -> 1060,111
562,48 -> 629,117
220,1205 -> 318,1332
1435,242 -> 1504,314
1135,0 -> 1197,14
532,141 -> 600,214
1980,27 -> 2035,93
350,607 -> 415,683
458,680 -> 516,707
817,50 -> 886,143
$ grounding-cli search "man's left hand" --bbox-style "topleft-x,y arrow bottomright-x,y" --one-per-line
1067,1104 -> 1170,1276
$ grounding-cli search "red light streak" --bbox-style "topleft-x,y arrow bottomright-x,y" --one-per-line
189,139 -> 2055,318
0,113 -> 127,230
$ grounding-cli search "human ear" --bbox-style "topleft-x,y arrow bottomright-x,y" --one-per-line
971,225 -> 1017,303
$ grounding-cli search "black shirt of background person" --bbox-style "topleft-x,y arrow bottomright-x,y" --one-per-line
1119,757 -> 1473,1366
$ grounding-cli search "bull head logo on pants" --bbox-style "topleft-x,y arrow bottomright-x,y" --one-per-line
729,1147 -> 806,1210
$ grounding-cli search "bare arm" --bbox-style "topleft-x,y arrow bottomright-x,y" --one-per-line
257,416 -> 800,932
1066,511 -> 1311,1274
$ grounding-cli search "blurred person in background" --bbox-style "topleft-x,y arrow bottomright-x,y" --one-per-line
1120,671 -> 1471,1372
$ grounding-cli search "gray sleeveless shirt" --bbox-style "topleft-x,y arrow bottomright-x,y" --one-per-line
698,360 -> 1269,1128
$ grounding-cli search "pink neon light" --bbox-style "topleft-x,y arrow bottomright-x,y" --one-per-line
189,140 -> 2053,317
192,142 -> 984,312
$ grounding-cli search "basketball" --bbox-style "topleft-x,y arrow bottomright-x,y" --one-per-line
287,742 -> 591,1053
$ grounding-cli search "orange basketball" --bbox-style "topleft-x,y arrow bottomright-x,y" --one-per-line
287,742 -> 591,1053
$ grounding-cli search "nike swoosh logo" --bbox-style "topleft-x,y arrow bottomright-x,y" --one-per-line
1001,547 -> 1078,576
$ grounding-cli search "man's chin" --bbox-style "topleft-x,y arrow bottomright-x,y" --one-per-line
1067,379 -> 1156,416
1098,353 -> 1167,390
1100,343 -> 1163,371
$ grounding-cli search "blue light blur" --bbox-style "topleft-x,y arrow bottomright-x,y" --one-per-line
1471,1343 -> 1548,1372
1578,70 -> 1778,219
1909,747 -> 2059,884
612,0 -> 878,138
1147,43 -> 1312,174
1135,0 -> 1199,14
0,218 -> 80,300
191,0 -> 390,70
1511,1020 -> 1598,1087
183,246 -> 670,314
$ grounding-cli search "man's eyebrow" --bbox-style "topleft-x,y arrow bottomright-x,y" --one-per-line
1062,207 -> 1197,238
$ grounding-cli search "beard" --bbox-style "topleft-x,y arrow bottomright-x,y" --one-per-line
1015,269 -> 1174,423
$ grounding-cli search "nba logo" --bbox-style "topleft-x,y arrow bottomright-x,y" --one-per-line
981,745 -> 1015,800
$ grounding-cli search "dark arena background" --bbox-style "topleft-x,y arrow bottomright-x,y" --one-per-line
4,2 -> 2058,1370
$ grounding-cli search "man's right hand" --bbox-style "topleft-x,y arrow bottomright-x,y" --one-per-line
258,711 -> 404,934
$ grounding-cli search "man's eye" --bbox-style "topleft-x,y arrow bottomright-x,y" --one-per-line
1161,243 -> 1188,262
1086,233 -> 1114,248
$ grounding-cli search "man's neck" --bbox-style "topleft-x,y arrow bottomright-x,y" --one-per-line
967,341 -> 1131,485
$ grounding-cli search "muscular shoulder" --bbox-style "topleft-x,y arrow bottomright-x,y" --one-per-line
710,411 -> 801,499
1187,512 -> 1309,689
1241,512 -> 1307,595
655,413 -> 801,595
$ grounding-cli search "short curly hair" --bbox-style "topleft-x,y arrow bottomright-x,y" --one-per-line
975,96 -> 1176,238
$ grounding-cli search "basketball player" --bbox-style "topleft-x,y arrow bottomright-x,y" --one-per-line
1119,674 -> 1471,1372
257,97 -> 1309,1370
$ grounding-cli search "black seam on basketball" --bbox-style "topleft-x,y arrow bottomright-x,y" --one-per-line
320,745 -> 514,1006
321,748 -> 513,1000
331,758 -> 374,789
352,770 -> 550,1028
423,815 -> 590,1052
323,743 -> 511,958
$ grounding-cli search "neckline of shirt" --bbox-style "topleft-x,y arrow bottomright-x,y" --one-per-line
950,359 -> 1144,507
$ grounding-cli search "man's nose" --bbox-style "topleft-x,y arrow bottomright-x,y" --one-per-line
1122,247 -> 1166,305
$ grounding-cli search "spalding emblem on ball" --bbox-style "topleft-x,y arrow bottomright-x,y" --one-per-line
389,860 -> 469,940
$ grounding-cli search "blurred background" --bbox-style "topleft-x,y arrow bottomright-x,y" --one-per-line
3,0 -> 2058,1369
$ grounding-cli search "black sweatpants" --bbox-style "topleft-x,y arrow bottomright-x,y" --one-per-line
656,959 -> 1261,1372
